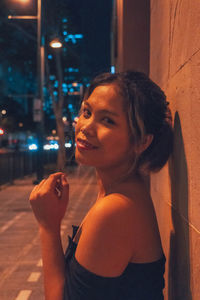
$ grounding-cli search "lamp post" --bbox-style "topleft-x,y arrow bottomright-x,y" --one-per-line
8,0 -> 45,183
35,0 -> 45,183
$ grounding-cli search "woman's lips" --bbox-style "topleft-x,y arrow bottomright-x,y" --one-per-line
76,138 -> 98,150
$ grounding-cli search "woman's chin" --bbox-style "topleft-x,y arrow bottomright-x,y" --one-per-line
75,151 -> 92,166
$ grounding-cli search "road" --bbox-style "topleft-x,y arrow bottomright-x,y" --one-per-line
0,165 -> 98,300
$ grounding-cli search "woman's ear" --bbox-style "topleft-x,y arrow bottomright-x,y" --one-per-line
135,134 -> 153,154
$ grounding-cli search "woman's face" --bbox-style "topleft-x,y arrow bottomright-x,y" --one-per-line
75,84 -> 135,170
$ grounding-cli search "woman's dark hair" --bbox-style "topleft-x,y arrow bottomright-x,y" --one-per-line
83,71 -> 174,174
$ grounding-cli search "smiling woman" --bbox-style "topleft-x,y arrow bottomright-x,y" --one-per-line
75,84 -> 135,171
29,70 -> 173,300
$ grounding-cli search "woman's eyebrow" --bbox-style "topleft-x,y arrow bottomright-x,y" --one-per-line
83,100 -> 119,117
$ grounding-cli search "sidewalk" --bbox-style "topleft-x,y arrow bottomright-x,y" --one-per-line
0,165 -> 98,300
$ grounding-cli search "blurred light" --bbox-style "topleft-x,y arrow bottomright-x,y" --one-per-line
43,143 -> 59,150
111,66 -> 115,74
62,18 -> 68,23
63,31 -> 68,36
48,54 -> 53,60
29,144 -> 38,151
54,81 -> 58,88
52,129 -> 56,135
65,142 -> 72,148
1,110 -> 6,115
62,116 -> 67,122
18,122 -> 23,127
75,34 -> 83,39
0,128 -> 4,135
50,39 -> 63,48
11,0 -> 29,4
44,144 -> 51,150
18,0 -> 29,3
49,75 -> 55,80
72,82 -> 78,87
74,116 -> 79,123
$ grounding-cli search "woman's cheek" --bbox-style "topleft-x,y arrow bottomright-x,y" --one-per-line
75,119 -> 82,136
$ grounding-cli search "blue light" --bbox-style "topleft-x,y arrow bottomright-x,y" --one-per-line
65,67 -> 79,73
54,81 -> 58,88
53,91 -> 58,96
48,54 -> 53,60
68,104 -> 73,109
49,75 -> 55,80
62,18 -> 68,23
64,37 -> 69,42
111,66 -> 115,74
63,31 -> 68,36
75,34 -> 83,39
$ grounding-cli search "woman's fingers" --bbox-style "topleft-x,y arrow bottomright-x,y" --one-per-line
60,174 -> 69,200
29,172 -> 69,230
31,173 -> 69,200
45,172 -> 66,188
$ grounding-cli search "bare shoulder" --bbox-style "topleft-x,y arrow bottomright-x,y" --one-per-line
75,193 -> 136,277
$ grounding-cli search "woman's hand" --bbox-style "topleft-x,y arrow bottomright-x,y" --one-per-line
29,172 -> 69,232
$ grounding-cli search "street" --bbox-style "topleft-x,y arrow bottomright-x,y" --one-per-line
0,165 -> 98,300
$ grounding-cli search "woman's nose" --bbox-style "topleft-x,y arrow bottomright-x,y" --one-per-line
80,118 -> 96,136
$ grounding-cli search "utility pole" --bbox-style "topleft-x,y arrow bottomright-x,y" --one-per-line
34,0 -> 45,183
8,0 -> 45,183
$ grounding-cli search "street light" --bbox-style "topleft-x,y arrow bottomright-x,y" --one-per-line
50,39 -> 63,49
12,0 -> 30,3
1,110 -> 7,115
8,0 -> 45,183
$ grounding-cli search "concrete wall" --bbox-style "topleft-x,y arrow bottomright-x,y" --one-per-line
150,1 -> 200,299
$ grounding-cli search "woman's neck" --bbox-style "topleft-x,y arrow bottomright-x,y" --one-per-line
95,164 -> 141,198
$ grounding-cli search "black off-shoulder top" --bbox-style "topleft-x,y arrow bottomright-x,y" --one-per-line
63,225 -> 165,300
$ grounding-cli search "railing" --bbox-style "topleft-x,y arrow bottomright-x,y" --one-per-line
0,150 -> 57,185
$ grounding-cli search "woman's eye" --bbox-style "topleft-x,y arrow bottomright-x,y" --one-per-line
82,108 -> 91,118
102,117 -> 115,125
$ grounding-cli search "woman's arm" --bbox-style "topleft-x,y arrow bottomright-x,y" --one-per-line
29,173 -> 69,300
39,227 -> 65,300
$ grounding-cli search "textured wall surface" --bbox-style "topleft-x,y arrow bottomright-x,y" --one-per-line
150,1 -> 200,299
